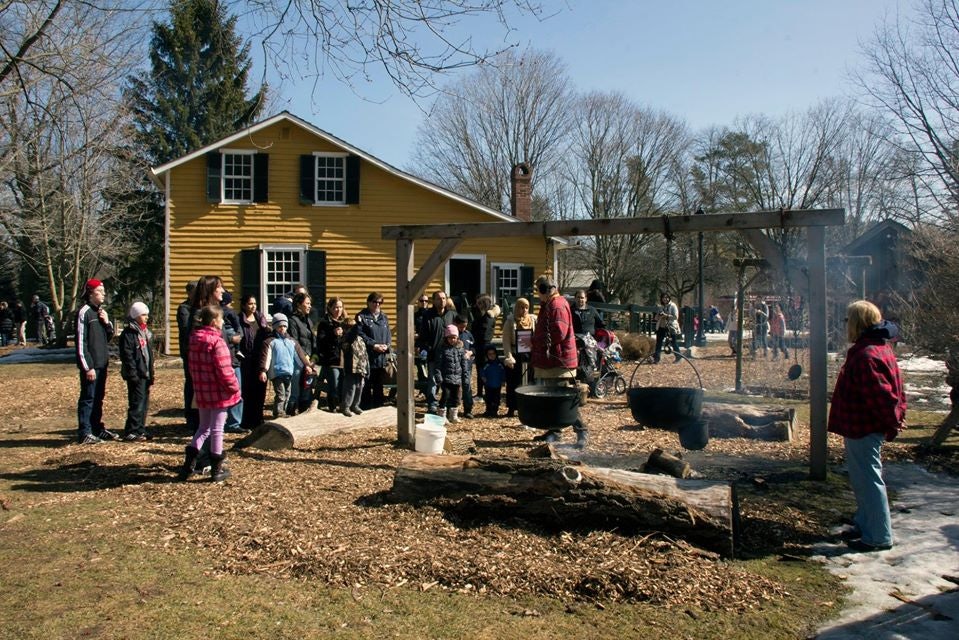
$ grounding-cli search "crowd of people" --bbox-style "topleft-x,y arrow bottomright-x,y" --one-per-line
0,296 -> 53,346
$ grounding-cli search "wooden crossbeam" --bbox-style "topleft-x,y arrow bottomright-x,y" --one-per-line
383,209 -> 844,240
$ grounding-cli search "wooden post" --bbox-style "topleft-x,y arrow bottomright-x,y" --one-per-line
808,227 -> 828,480
396,239 -> 415,446
735,264 -> 746,392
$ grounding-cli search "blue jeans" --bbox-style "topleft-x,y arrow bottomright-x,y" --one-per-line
324,366 -> 342,409
288,369 -> 303,414
225,367 -> 243,428
845,433 -> 893,547
77,367 -> 108,440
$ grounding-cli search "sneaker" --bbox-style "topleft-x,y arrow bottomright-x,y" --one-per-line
463,413 -> 474,419
532,431 -> 560,443
123,433 -> 147,442
96,429 -> 121,441
846,538 -> 892,553
351,406 -> 364,415
79,434 -> 101,445
341,408 -> 353,417
830,524 -> 862,541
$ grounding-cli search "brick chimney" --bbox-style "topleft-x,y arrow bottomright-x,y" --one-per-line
510,163 -> 532,221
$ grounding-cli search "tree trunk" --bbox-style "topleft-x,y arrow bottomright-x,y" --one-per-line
234,406 -> 396,450
701,403 -> 794,441
391,454 -> 738,556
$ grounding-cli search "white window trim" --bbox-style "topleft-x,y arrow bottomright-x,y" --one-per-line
260,244 -> 308,311
311,151 -> 349,207
444,254 -> 487,296
220,149 -> 256,205
490,262 -> 523,305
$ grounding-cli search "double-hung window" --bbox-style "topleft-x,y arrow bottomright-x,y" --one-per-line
299,153 -> 360,205
313,153 -> 346,204
206,149 -> 267,204
221,150 -> 255,204
264,248 -> 303,304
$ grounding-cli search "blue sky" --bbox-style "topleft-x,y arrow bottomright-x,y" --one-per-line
261,0 -> 903,169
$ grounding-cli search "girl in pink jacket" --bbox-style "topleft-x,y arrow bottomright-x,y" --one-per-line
178,305 -> 241,482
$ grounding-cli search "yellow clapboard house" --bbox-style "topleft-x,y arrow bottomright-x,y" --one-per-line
150,111 -> 557,355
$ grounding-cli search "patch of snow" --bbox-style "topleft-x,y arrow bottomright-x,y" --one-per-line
898,356 -> 947,374
814,463 -> 959,639
0,347 -> 74,364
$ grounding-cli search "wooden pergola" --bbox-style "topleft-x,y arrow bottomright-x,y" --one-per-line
382,209 -> 845,479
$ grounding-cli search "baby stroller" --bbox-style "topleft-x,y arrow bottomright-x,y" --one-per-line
575,333 -> 599,394
593,329 -> 626,398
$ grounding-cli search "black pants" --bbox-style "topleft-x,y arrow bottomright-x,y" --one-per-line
484,386 -> 502,415
182,361 -> 199,432
361,367 -> 386,409
654,327 -> 678,363
440,382 -> 462,409
240,358 -> 267,428
124,378 -> 150,436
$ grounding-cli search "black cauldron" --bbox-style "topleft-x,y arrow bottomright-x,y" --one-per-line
515,385 -> 580,429
627,386 -> 703,430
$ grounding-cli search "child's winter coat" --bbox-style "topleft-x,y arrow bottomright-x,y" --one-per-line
434,339 -> 469,386
259,332 -> 310,380
188,325 -> 241,408
119,320 -> 154,383
480,358 -> 507,390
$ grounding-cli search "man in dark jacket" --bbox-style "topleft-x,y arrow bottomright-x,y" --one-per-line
176,281 -> 198,433
75,279 -> 116,444
416,290 -> 455,414
357,292 -> 392,409
571,289 -> 605,336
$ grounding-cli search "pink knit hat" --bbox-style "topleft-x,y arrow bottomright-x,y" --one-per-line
444,324 -> 459,337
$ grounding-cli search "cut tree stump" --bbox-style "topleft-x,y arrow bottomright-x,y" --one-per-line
701,402 -> 795,441
391,454 -> 738,556
234,406 -> 397,450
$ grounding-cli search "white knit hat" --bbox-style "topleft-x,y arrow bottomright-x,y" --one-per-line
129,301 -> 149,319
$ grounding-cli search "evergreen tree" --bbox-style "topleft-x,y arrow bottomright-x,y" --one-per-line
115,0 -> 266,311
128,0 -> 266,164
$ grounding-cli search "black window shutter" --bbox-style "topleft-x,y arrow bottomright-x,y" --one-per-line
299,155 -> 314,205
345,155 -> 360,205
520,266 -> 535,299
240,249 -> 261,302
206,152 -> 222,202
253,153 -> 269,203
306,249 -> 327,324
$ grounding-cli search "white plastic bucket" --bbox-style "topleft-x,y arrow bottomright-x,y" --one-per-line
415,423 -> 447,454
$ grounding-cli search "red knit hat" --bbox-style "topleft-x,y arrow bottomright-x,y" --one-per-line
85,278 -> 103,291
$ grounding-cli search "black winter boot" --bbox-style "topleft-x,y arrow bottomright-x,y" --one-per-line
177,446 -> 199,481
209,453 -> 232,482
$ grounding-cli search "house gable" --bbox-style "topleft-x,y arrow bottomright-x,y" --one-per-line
156,113 -> 559,355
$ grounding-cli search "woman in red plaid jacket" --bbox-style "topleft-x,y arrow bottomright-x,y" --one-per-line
178,305 -> 241,482
828,300 -> 906,552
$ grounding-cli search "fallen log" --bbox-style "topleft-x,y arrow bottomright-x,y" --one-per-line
701,403 -> 795,441
391,454 -> 737,556
234,406 -> 397,450
645,448 -> 693,478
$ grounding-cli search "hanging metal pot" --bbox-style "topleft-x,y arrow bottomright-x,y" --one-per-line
627,353 -> 707,449
515,384 -> 581,429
